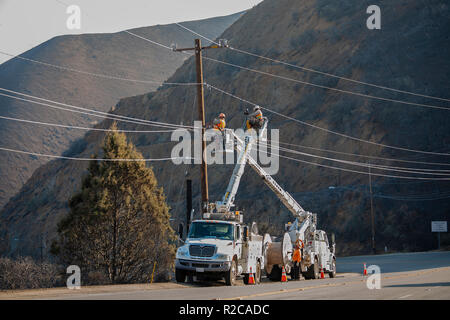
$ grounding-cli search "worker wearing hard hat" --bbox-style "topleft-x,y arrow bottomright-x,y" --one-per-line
245,105 -> 264,130
291,239 -> 303,280
213,113 -> 226,132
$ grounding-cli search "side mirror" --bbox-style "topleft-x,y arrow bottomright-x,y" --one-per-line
178,223 -> 184,240
331,233 -> 336,244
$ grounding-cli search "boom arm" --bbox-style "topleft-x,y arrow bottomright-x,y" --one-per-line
215,119 -> 316,241
228,121 -> 316,241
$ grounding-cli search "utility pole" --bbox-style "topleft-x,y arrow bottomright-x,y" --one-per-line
174,38 -> 228,213
368,163 -> 376,254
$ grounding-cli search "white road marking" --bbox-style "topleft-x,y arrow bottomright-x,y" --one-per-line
399,294 -> 413,299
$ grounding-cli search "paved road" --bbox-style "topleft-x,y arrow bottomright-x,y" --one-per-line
2,251 -> 450,300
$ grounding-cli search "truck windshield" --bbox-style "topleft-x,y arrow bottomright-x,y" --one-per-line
188,222 -> 234,240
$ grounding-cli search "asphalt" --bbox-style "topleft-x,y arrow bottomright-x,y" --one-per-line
1,251 -> 449,300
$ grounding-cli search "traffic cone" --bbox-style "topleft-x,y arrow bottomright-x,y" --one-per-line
281,266 -> 288,282
320,266 -> 325,279
363,263 -> 367,276
248,267 -> 255,285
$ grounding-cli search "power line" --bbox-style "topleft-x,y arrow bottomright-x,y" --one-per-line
104,30 -> 450,157
0,88 -> 194,130
207,84 -> 450,156
124,31 -> 175,51
0,146 -> 190,162
0,115 -> 177,133
272,140 -> 450,167
203,56 -> 450,111
176,22 -> 450,103
175,23 -> 219,46
258,141 -> 450,176
327,185 -> 450,201
277,153 -> 450,181
0,91 -> 188,132
0,50 -> 199,86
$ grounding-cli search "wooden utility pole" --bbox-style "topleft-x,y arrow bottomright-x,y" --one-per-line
174,38 -> 228,213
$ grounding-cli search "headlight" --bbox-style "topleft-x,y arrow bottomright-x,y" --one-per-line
176,246 -> 189,258
216,253 -> 231,261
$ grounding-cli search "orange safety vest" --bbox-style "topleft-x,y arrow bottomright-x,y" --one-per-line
214,119 -> 226,131
293,248 -> 301,263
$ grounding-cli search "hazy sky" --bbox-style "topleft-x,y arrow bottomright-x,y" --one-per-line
0,0 -> 263,64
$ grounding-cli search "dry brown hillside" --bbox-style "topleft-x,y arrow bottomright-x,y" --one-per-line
1,0 -> 450,258
0,11 -> 244,210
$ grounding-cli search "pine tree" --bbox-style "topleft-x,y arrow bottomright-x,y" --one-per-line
52,123 -> 176,284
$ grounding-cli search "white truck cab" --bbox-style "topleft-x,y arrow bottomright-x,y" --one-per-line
175,214 -> 266,286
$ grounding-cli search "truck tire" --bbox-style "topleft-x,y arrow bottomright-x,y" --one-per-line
305,257 -> 319,280
225,260 -> 237,286
175,268 -> 186,283
329,259 -> 336,278
268,265 -> 282,281
245,261 -> 262,284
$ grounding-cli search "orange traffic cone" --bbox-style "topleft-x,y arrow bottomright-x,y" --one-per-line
248,267 -> 255,285
281,266 -> 288,282
320,266 -> 325,279
363,263 -> 367,276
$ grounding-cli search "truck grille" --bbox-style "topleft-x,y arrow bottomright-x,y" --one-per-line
189,245 -> 216,257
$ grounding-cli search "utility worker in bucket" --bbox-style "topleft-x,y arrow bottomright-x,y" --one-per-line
245,105 -> 264,130
213,113 -> 226,132
291,239 -> 304,280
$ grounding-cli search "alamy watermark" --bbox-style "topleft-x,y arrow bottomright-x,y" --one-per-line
171,121 -> 280,175
365,264 -> 381,289
367,5 -> 381,30
66,265 -> 81,289
66,5 -> 81,30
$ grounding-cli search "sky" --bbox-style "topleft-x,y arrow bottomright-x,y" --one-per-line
0,0 -> 263,64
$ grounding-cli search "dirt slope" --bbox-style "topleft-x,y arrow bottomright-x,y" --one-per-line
1,0 -> 449,258
0,11 -> 244,210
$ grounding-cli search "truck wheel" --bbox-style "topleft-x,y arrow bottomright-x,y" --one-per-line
175,268 -> 186,283
225,260 -> 237,286
329,259 -> 336,278
306,257 -> 319,279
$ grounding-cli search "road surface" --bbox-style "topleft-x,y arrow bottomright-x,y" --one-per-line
1,251 -> 449,300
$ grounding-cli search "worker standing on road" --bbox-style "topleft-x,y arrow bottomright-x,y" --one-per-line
292,239 -> 303,280
245,106 -> 264,130
213,113 -> 226,132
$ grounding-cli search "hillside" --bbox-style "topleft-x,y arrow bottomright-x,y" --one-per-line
0,11 -> 244,210
1,0 -> 450,258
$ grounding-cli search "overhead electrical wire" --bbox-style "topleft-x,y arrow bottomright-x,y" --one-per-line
175,22 -> 450,103
257,140 -> 450,176
271,140 -> 450,167
203,56 -> 450,111
0,92 -> 189,132
0,146 -> 191,162
0,115 -> 177,133
113,31 -> 450,159
3,22 -> 448,179
0,50 -> 199,86
207,83 -> 450,156
276,153 -> 450,181
0,88 -> 194,130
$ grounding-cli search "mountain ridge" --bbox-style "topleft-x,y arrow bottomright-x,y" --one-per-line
0,11 -> 244,210
1,0 -> 449,258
